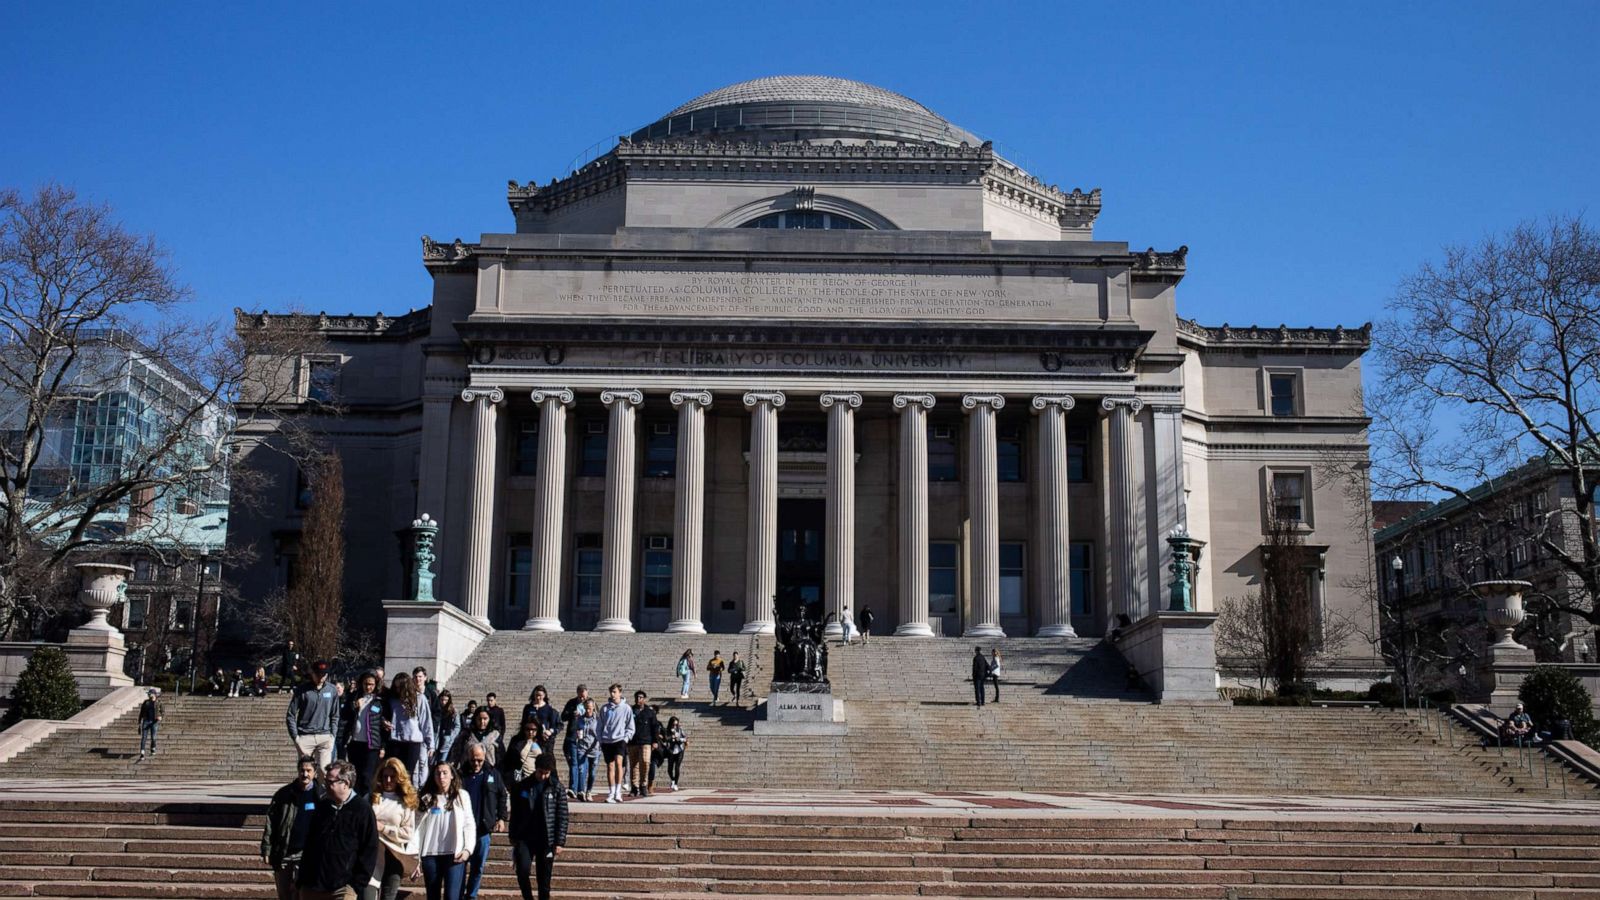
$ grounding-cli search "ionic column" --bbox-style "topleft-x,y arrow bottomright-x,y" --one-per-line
523,388 -> 573,631
1102,396 -> 1146,620
667,390 -> 712,635
741,391 -> 785,634
458,388 -> 504,622
893,394 -> 936,637
962,394 -> 1006,638
596,389 -> 643,633
1032,395 -> 1078,637
820,392 -> 862,638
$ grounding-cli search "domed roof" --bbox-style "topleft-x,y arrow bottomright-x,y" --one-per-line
667,76 -> 936,119
631,75 -> 982,148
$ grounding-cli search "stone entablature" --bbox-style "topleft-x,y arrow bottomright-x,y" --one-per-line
1176,317 -> 1372,351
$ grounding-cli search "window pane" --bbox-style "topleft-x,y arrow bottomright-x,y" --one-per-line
928,426 -> 959,482
929,541 -> 959,615
513,420 -> 539,476
1272,473 -> 1305,522
644,423 -> 676,478
579,431 -> 607,478
575,546 -> 602,608
997,427 -> 1024,483
999,542 -> 1025,616
642,542 -> 672,609
1270,374 -> 1297,416
308,361 -> 337,403
505,542 -> 532,608
1070,543 -> 1093,616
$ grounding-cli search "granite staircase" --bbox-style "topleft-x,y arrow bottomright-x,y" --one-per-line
1,798 -> 1599,898
1,633 -> 1592,797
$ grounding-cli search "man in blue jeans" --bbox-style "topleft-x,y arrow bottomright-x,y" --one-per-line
459,744 -> 509,900
137,688 -> 162,759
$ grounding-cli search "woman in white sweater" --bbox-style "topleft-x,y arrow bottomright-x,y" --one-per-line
413,761 -> 476,900
365,758 -> 418,900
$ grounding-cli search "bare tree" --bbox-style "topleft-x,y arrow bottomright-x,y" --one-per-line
1371,216 -> 1600,636
0,184 -> 319,638
1216,501 -> 1357,691
283,450 -> 344,662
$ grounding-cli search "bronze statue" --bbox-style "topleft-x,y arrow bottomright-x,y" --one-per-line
771,604 -> 829,685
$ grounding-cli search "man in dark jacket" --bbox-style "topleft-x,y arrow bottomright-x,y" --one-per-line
279,640 -> 301,691
627,690 -> 660,797
971,646 -> 991,707
483,691 -> 508,737
858,606 -> 875,644
459,744 -> 510,900
260,756 -> 324,900
296,760 -> 376,900
509,753 -> 568,900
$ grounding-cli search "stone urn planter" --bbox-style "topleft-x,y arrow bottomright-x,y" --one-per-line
1471,579 -> 1534,650
74,562 -> 135,635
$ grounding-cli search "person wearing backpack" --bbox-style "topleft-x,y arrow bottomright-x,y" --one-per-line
675,650 -> 695,699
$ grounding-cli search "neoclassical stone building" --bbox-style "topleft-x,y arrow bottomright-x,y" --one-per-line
231,76 -> 1379,668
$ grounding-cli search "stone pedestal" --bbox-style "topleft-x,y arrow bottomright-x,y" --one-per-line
383,600 -> 493,687
67,562 -> 135,701
1469,579 -> 1536,714
754,684 -> 847,736
1118,611 -> 1223,704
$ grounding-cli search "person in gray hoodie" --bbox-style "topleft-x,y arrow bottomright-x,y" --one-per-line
594,683 -> 635,804
286,660 -> 340,768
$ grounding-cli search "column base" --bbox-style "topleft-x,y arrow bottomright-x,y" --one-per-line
963,624 -> 1006,638
1035,623 -> 1078,638
893,622 -> 934,638
823,622 -> 844,639
593,618 -> 636,634
665,619 -> 707,635
740,621 -> 775,635
522,617 -> 564,632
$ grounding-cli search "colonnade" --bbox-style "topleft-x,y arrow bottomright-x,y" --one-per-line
455,387 -> 1148,635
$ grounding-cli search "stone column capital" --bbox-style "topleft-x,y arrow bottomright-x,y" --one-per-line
961,393 -> 1005,412
669,390 -> 713,409
601,388 -> 645,408
529,387 -> 574,406
743,390 -> 787,409
1030,394 -> 1076,412
460,387 -> 505,404
1100,395 -> 1145,414
819,392 -> 862,410
892,393 -> 936,410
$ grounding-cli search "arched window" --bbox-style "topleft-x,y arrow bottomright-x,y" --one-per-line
738,211 -> 869,230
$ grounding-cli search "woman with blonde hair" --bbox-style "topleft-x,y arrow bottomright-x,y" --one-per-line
365,758 -> 419,900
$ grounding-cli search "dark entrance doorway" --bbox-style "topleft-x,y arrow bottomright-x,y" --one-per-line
776,499 -> 826,623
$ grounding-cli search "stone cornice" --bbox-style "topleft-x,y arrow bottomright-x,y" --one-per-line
1176,317 -> 1372,352
420,235 -> 478,272
1129,246 -> 1187,284
233,307 -> 431,340
453,317 -> 1153,356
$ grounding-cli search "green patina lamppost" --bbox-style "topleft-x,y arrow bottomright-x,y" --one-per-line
408,513 -> 439,602
1167,526 -> 1200,612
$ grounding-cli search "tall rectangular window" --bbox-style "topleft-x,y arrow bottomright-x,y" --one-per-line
1067,425 -> 1090,483
644,421 -> 676,478
1069,542 -> 1093,616
642,536 -> 672,609
124,594 -> 148,630
307,360 -> 338,403
172,598 -> 195,632
997,425 -> 1024,483
929,541 -> 959,616
505,535 -> 531,608
999,542 -> 1025,615
1271,473 -> 1306,523
574,535 -> 602,609
928,425 -> 959,482
578,421 -> 607,477
512,420 -> 539,476
1269,373 -> 1298,417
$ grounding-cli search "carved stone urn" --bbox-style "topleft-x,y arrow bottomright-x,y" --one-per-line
75,562 -> 135,635
1471,579 -> 1533,650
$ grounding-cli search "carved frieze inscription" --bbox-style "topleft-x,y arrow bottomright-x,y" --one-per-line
490,345 -> 1116,374
497,267 -> 1104,321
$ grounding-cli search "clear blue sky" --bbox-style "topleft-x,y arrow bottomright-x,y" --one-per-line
3,2 -> 1595,331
